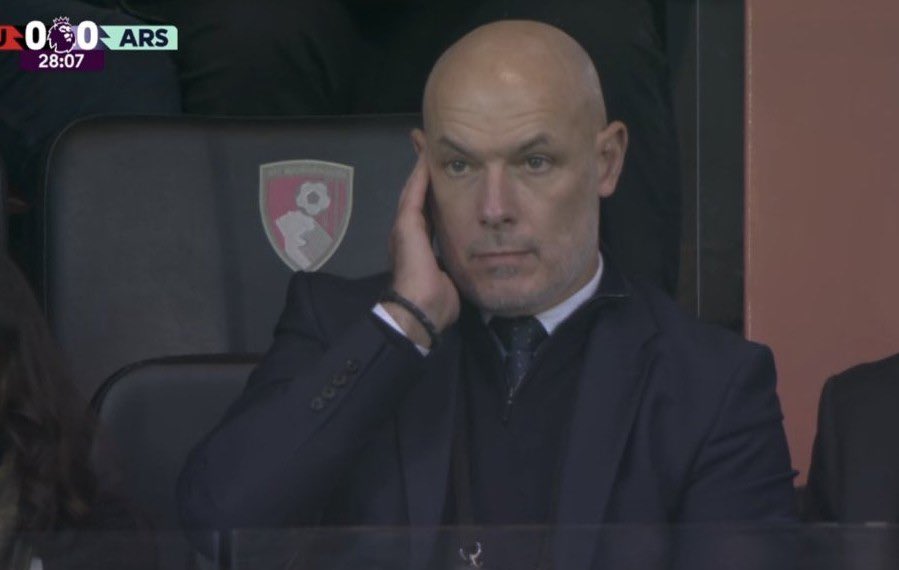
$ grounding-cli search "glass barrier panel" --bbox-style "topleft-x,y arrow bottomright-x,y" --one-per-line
4,530 -> 220,570
15,525 -> 899,569
230,525 -> 899,570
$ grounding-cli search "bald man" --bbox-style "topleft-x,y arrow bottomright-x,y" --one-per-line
179,22 -> 795,568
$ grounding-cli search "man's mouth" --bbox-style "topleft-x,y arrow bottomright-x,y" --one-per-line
472,250 -> 532,261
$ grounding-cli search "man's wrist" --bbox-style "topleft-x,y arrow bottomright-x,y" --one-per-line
380,301 -> 434,349
372,302 -> 431,350
380,289 -> 442,348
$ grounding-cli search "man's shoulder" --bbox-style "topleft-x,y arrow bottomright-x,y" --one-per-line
618,282 -> 782,450
823,351 -> 899,411
623,280 -> 772,388
631,280 -> 764,357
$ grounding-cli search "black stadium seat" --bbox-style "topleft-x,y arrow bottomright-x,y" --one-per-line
42,115 -> 418,397
92,356 -> 253,567
91,356 -> 254,529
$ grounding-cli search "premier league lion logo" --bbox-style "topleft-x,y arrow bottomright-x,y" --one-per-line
260,160 -> 353,272
48,16 -> 76,54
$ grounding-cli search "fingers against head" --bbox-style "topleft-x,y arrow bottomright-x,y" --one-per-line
398,152 -> 429,216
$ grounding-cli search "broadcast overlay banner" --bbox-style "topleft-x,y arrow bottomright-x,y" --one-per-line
0,17 -> 178,72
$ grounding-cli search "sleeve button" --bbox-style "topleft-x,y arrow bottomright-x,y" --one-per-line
322,386 -> 337,399
331,373 -> 348,387
309,397 -> 325,411
345,359 -> 359,374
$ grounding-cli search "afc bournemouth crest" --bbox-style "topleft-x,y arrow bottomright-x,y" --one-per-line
260,160 -> 353,271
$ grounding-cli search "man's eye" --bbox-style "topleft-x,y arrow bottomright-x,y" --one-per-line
524,156 -> 550,172
445,160 -> 470,176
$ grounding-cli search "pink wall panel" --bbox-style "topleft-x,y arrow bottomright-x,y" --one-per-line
745,0 -> 899,482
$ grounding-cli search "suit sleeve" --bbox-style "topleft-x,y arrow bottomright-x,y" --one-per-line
177,272 -> 425,534
679,345 -> 798,522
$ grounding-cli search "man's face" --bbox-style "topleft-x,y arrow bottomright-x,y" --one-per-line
421,79 -> 616,316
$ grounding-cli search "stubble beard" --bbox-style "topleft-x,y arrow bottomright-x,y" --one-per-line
447,235 -> 597,317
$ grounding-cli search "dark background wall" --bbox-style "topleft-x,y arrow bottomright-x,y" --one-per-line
668,0 -> 746,332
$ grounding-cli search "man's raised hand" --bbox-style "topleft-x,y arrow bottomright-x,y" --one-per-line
384,152 -> 460,348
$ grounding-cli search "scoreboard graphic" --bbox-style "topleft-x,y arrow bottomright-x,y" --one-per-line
0,16 -> 177,72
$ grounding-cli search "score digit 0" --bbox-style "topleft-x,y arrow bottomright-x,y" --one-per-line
24,20 -> 98,50
25,21 -> 46,50
76,21 -> 98,50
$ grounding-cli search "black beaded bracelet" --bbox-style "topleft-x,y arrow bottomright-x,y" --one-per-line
381,289 -> 441,349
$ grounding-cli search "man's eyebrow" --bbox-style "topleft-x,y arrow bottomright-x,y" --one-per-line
516,134 -> 552,154
436,136 -> 473,157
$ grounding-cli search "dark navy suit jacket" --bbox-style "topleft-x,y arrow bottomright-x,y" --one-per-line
178,260 -> 796,567
804,352 -> 899,522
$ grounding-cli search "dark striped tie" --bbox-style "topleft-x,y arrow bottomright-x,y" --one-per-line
489,316 -> 548,395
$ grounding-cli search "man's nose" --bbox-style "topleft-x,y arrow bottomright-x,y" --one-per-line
478,165 -> 516,228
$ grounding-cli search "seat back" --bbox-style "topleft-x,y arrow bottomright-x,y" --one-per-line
92,356 -> 254,529
0,154 -> 7,249
43,115 -> 417,396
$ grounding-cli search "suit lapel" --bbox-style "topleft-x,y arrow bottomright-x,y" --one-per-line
396,325 -> 461,568
390,256 -> 658,569
553,282 -> 658,569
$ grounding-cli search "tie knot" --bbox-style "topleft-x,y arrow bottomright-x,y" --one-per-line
489,316 -> 547,354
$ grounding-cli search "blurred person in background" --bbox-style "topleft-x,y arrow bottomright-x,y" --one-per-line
0,253 -> 152,569
804,352 -> 899,522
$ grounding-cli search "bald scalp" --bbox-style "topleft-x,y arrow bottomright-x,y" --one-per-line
422,20 -> 607,132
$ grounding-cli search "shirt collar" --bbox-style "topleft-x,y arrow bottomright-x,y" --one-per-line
483,252 -> 604,335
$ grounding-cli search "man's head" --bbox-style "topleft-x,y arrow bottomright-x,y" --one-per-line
412,20 -> 627,317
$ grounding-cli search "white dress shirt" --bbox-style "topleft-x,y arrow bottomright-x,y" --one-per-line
373,253 -> 604,355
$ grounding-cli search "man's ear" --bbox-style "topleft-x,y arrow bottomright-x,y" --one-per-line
411,128 -> 427,156
595,120 -> 628,199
